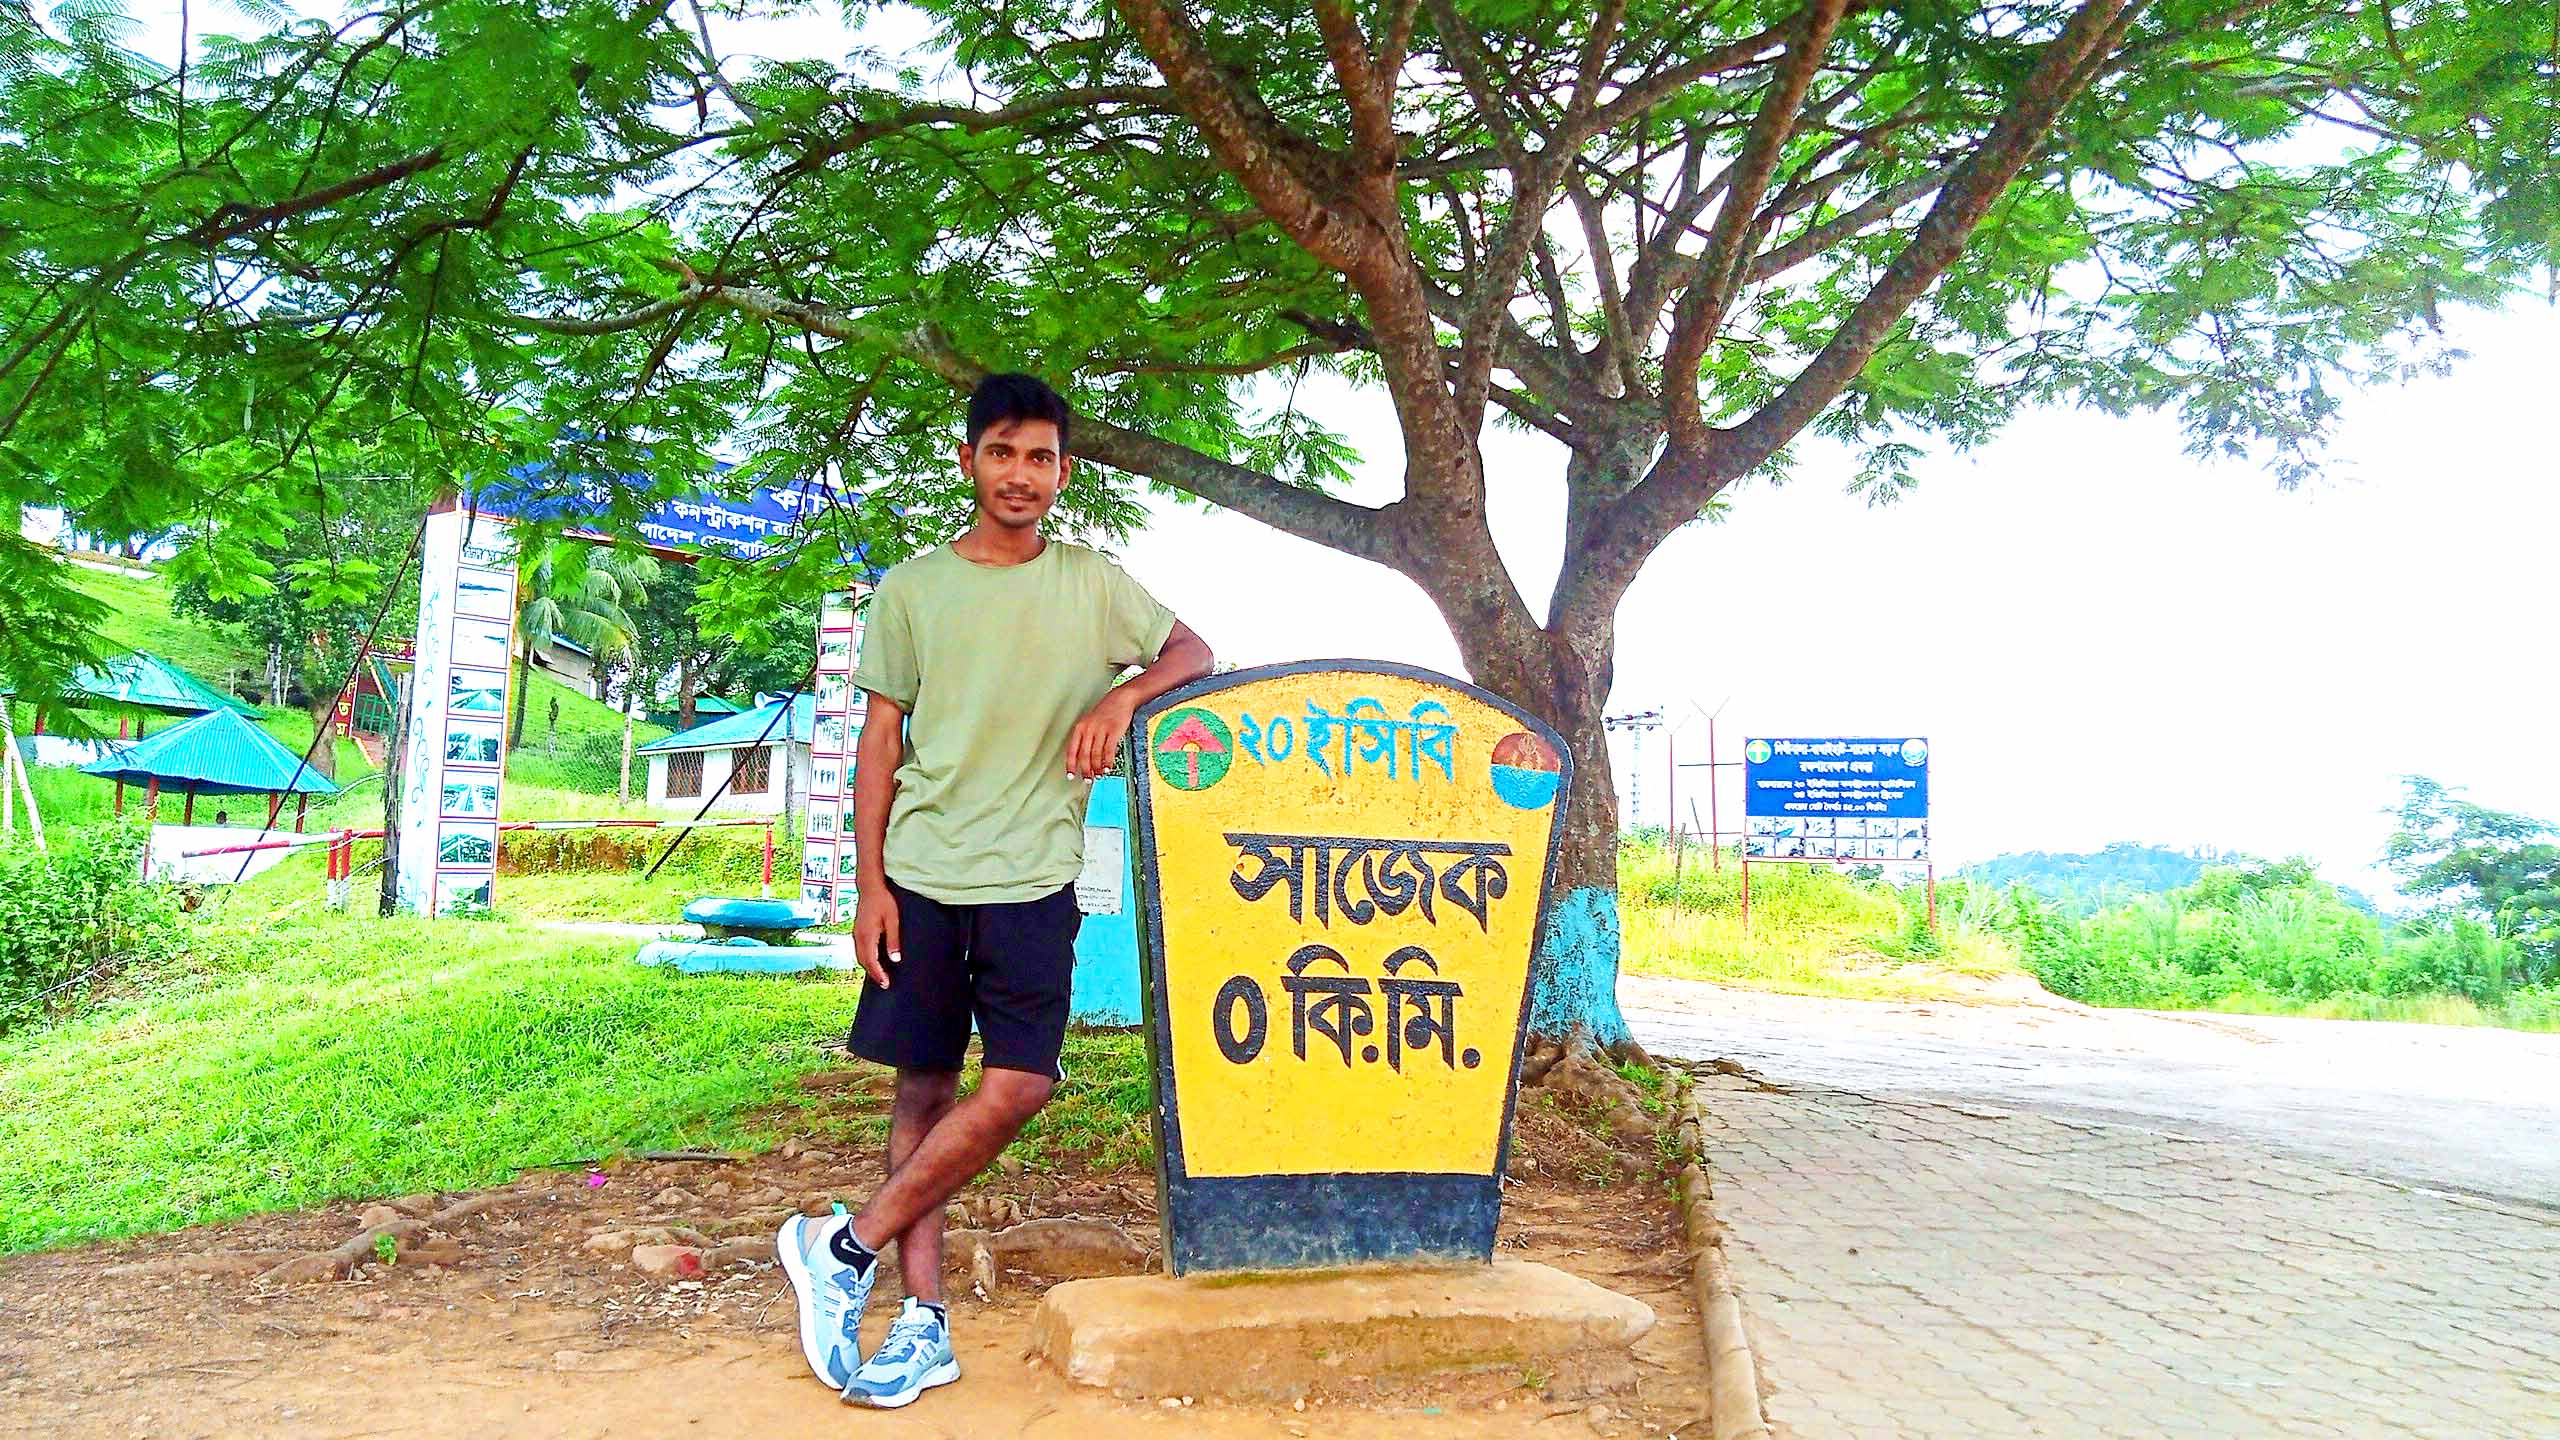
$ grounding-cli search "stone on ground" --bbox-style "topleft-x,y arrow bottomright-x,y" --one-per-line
1032,1259 -> 1652,1401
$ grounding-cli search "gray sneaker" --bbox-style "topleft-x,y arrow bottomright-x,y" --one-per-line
775,1212 -> 877,1387
840,1296 -> 960,1408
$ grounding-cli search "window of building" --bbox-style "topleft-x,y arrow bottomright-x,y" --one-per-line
668,750 -> 704,798
732,745 -> 772,795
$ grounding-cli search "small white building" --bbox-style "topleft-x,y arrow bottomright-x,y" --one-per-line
636,695 -> 823,816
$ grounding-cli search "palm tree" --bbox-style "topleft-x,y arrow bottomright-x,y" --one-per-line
509,542 -> 659,752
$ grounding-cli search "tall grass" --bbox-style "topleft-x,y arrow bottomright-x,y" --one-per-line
1618,841 -> 2023,999
1616,843 -> 2559,1031
1970,861 -> 2559,1031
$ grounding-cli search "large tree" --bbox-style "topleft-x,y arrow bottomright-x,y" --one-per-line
1,0 -> 2548,1047
2388,777 -> 2560,987
169,471 -> 424,779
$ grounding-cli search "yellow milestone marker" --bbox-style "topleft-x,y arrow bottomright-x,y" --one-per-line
1128,661 -> 1570,1273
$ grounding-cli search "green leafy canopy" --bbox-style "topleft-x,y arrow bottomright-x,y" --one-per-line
0,0 -> 2549,717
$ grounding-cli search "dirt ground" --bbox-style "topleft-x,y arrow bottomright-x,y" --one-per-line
0,1068 -> 1708,1440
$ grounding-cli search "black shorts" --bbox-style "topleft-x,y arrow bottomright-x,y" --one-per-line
846,877 -> 1080,1079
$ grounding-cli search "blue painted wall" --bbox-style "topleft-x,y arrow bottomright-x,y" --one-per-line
1069,776 -> 1143,1025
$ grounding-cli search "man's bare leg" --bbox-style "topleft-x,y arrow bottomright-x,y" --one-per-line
848,1067 -> 1055,1255
886,1068 -> 961,1300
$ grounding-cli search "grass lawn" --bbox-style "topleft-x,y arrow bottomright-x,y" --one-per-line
0,910 -> 873,1253
1618,843 -> 2028,1001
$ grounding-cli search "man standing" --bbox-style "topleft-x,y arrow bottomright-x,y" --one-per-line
776,373 -> 1213,1408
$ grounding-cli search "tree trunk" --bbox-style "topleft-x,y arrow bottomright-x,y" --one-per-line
301,688 -> 340,781
508,639 -> 531,752
619,695 -> 635,806
678,657 -> 696,729
1439,588 -> 1635,1057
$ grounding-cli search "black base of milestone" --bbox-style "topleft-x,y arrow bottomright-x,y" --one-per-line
1159,1172 -> 1501,1272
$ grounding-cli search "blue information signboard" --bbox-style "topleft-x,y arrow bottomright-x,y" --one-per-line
1741,736 -> 1930,862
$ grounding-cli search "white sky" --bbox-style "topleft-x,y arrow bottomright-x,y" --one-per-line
108,3 -> 2560,896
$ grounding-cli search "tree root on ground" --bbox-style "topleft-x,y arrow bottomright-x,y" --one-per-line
1521,1032 -> 1669,1156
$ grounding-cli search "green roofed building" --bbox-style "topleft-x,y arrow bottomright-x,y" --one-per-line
636,695 -> 822,817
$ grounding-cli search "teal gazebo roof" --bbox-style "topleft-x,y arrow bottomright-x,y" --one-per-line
81,707 -> 342,797
64,651 -> 257,716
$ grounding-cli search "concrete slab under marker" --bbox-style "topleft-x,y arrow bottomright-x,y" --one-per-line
1031,1258 -> 1655,1402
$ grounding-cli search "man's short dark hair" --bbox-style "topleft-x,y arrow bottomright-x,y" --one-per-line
966,373 -> 1072,453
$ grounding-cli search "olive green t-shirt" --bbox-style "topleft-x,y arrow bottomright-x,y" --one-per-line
852,539 -> 1176,905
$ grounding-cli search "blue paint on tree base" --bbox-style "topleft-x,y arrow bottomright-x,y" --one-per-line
1526,885 -> 1634,1049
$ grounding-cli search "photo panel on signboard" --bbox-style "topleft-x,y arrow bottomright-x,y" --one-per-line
807,798 -> 839,837
1748,816 -> 1778,837
811,759 -> 844,797
820,592 -> 857,630
801,880 -> 835,909
1805,837 -> 1834,858
814,713 -> 848,755
1898,824 -> 1929,860
1803,816 -> 1835,838
458,514 -> 516,568
443,719 -> 503,770
815,673 -> 851,710
800,850 -> 834,884
447,666 -> 507,719
834,848 -> 860,881
440,777 -> 501,819
817,636 -> 854,673
437,820 -> 498,868
1744,833 -> 1773,856
448,618 -> 512,672
435,873 -> 495,914
453,568 -> 515,622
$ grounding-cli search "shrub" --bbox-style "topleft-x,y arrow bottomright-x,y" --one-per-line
0,821 -> 186,1030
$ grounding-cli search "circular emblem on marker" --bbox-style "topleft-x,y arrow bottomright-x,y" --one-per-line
1900,738 -> 1929,767
1489,731 -> 1561,810
1151,707 -> 1234,791
1745,738 -> 1773,765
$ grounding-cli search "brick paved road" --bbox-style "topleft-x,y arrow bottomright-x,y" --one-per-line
1688,1071 -> 2560,1438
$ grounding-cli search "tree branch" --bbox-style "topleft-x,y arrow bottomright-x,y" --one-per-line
1312,0 -> 1397,166
179,146 -> 448,248
1661,0 -> 1849,447
1110,0 -> 1371,271
1613,0 -> 2140,562
519,281 -> 1396,558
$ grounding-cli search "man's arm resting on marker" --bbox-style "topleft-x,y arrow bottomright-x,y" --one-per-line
851,690 -> 905,986
1066,619 -> 1215,780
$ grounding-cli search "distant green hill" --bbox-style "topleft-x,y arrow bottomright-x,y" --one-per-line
1959,843 -> 2238,912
